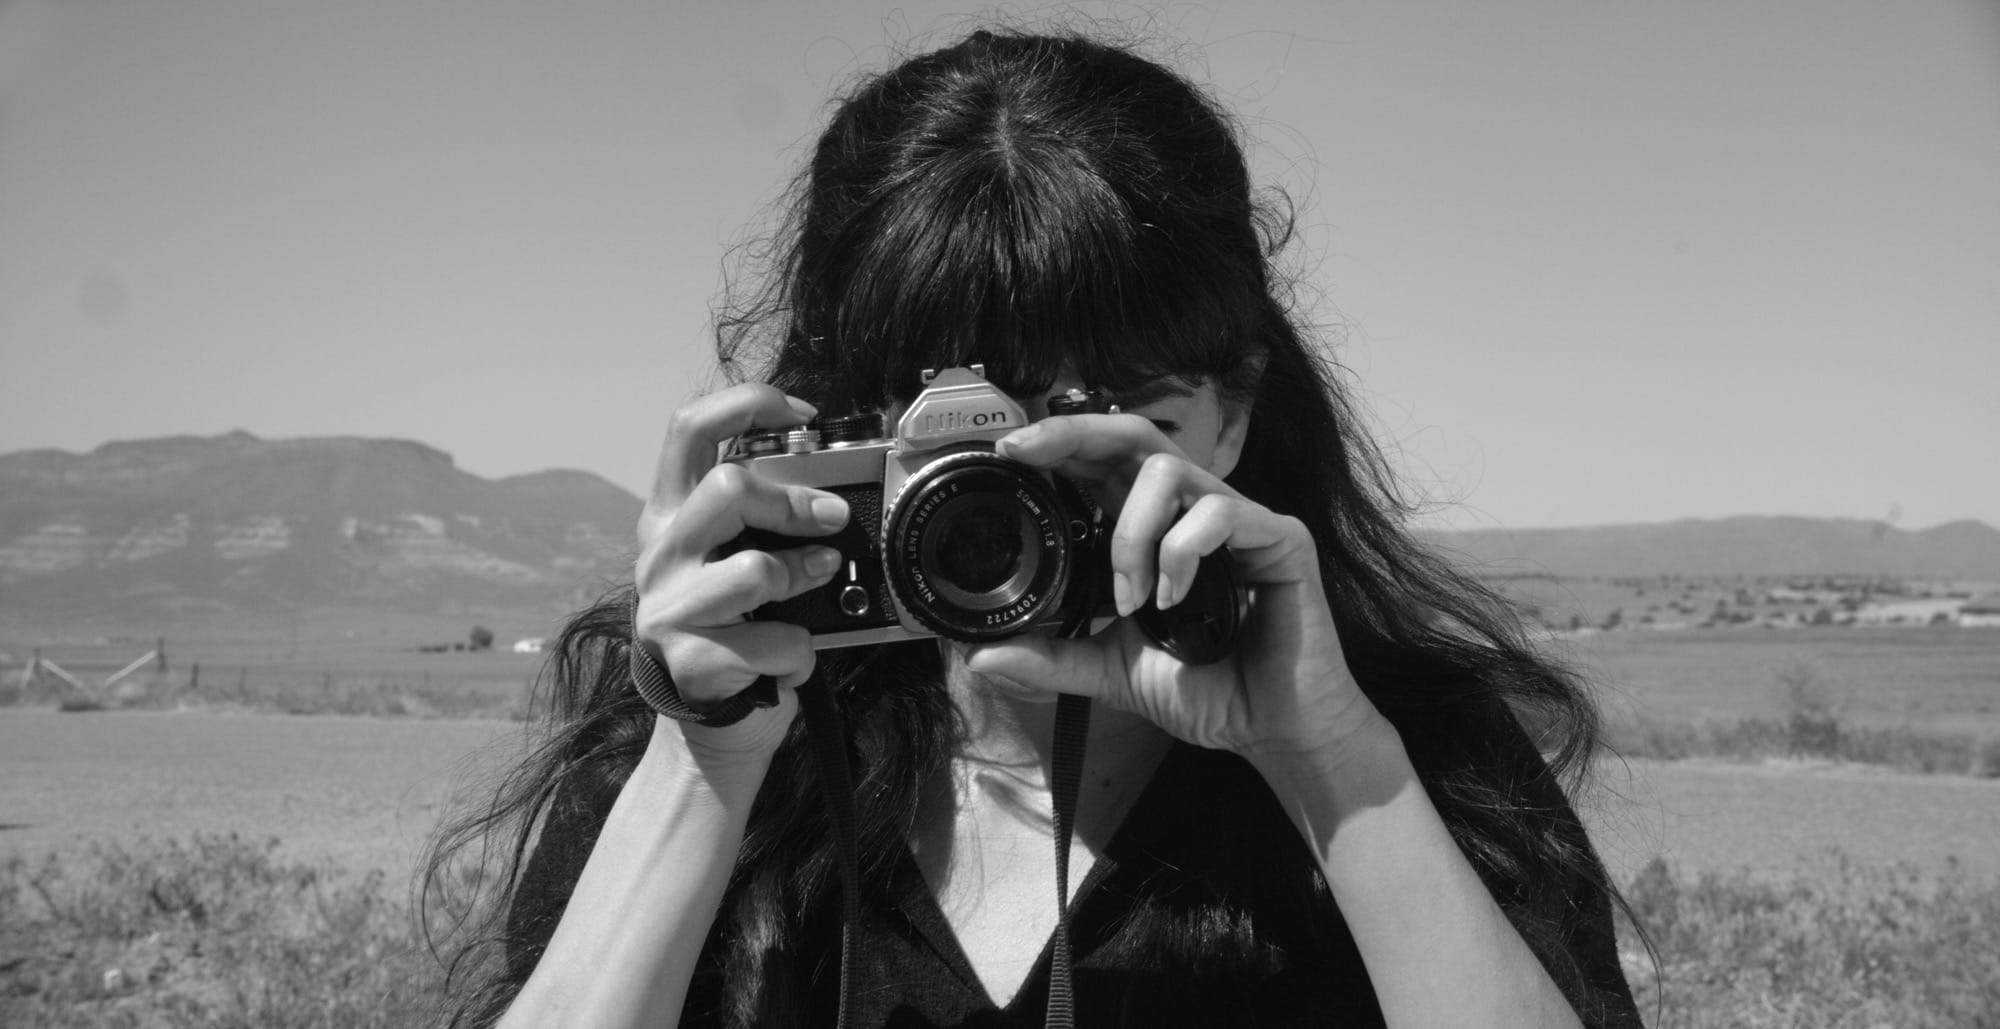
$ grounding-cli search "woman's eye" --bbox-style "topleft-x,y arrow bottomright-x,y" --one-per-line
1148,419 -> 1181,435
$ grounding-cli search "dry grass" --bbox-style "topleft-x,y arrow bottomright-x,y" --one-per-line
0,835 -> 443,1028
1602,655 -> 2000,777
1622,854 -> 2000,1028
6,833 -> 1999,1027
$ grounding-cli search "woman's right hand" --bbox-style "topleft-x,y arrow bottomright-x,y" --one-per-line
634,383 -> 849,759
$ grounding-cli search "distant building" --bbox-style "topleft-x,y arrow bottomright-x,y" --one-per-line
1961,594 -> 2000,629
512,637 -> 547,654
1852,598 -> 1963,626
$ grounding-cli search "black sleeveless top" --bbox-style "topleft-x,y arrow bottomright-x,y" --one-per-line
514,737 -> 1640,1028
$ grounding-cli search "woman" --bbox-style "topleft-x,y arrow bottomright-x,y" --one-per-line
426,29 -> 1642,1028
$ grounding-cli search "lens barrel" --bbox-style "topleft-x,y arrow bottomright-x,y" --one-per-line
883,451 -> 1071,641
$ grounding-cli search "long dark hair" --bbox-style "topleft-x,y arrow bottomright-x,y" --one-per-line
424,29 -> 1628,1028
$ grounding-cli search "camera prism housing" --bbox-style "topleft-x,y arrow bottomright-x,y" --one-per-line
722,366 -> 1115,650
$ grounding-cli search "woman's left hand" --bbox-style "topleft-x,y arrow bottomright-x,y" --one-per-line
965,414 -> 1385,762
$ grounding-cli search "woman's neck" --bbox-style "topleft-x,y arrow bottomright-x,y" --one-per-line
930,644 -> 1174,839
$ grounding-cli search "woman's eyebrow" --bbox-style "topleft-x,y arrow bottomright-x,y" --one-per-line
1112,379 -> 1197,407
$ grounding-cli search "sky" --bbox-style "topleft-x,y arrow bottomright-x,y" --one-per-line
1,0 -> 1995,531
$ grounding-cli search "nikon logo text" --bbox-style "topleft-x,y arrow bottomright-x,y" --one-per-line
924,409 -> 1011,432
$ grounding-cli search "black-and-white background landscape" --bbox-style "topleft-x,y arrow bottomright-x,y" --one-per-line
2,1 -> 1996,1024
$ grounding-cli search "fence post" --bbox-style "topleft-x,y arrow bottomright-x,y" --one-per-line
189,662 -> 200,692
156,637 -> 167,672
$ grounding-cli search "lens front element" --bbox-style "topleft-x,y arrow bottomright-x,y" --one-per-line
885,452 -> 1070,641
930,496 -> 1035,600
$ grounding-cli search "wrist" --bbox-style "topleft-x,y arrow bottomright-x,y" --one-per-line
644,713 -> 785,807
1248,709 -> 1417,845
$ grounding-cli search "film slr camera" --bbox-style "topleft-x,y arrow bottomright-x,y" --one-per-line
722,366 -> 1244,663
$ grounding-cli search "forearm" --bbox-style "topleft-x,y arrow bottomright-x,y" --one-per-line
1251,718 -> 1583,1029
499,718 -> 769,1029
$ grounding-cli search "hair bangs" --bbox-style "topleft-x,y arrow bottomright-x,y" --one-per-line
814,137 -> 1260,412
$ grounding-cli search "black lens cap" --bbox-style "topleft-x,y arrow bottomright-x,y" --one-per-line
1133,547 -> 1245,666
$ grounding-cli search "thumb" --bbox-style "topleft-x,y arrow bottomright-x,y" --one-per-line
964,632 -> 1116,700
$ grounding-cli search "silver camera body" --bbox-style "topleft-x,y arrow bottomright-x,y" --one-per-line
722,366 -> 1115,650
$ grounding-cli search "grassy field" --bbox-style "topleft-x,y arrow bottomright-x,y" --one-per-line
1574,626 -> 2000,730
1570,626 -> 2000,775
6,830 -> 1998,1027
3,618 -> 1999,1026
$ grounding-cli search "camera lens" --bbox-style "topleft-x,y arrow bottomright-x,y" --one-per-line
932,498 -> 1030,595
884,451 -> 1071,641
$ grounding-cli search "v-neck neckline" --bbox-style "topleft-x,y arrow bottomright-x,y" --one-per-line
889,740 -> 1200,1014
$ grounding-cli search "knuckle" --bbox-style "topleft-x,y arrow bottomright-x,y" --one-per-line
1192,493 -> 1238,521
657,631 -> 704,679
1108,525 -> 1148,557
706,461 -> 751,496
665,402 -> 704,441
750,549 -> 794,592
722,548 -> 789,597
786,485 -> 823,523
1138,450 -> 1183,479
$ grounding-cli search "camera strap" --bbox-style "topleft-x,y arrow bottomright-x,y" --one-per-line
1043,483 -> 1107,1028
800,673 -> 1095,1029
798,682 -> 1092,1029
1044,692 -> 1091,1029
796,674 -> 861,1029
804,474 -> 1105,1029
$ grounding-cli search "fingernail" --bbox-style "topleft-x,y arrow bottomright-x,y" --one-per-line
1155,571 -> 1176,609
811,496 -> 848,527
1112,571 -> 1133,616
787,397 -> 818,419
804,547 -> 840,577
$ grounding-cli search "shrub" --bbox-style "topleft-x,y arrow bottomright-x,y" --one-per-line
1774,658 -> 1842,758
1620,855 -> 2000,1028
0,835 -> 442,1028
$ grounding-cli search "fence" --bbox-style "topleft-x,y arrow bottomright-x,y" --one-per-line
0,639 -> 535,720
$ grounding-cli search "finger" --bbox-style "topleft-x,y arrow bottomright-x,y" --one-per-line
1158,500 -> 1313,605
994,413 -> 1178,478
654,544 -> 843,626
658,620 -> 819,695
1108,452 -> 1243,615
663,462 -> 850,559
1106,454 -> 1183,615
1153,493 -> 1242,609
650,384 -> 816,510
963,632 -> 1119,702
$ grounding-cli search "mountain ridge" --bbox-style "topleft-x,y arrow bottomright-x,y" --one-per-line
6,433 -> 1996,621
1421,515 -> 2000,579
0,432 -> 644,619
